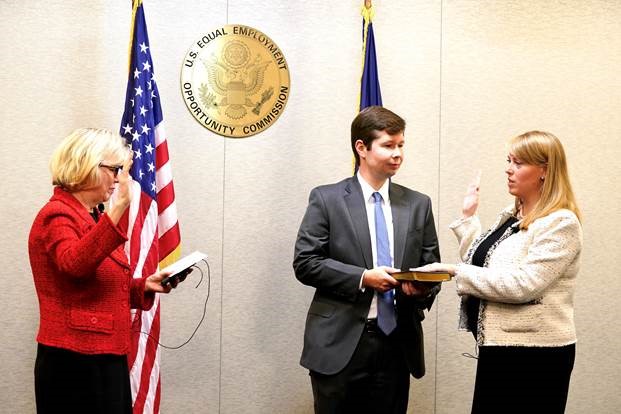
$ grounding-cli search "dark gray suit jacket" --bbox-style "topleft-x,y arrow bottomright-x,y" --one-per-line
293,176 -> 441,378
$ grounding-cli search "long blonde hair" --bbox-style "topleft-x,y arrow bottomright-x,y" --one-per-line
510,131 -> 581,229
50,128 -> 130,192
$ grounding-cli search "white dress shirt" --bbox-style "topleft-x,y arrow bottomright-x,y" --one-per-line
356,171 -> 395,319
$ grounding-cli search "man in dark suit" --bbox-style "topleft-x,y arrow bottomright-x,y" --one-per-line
293,106 -> 441,414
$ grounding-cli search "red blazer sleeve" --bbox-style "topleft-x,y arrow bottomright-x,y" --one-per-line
41,209 -> 128,279
130,276 -> 155,310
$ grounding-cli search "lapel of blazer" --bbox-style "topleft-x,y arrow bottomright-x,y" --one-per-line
109,243 -> 131,269
344,177 -> 373,269
52,187 -> 96,224
389,182 -> 409,270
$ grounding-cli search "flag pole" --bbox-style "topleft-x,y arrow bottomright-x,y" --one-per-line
359,1 -> 374,112
128,0 -> 142,72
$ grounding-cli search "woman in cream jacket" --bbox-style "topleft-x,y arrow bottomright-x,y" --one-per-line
423,131 -> 582,414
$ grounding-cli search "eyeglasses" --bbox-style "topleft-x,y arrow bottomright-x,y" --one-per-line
99,163 -> 123,177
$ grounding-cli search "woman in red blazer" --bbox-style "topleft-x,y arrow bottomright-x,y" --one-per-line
29,128 -> 176,414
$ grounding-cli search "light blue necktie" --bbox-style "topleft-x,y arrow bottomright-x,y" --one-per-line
372,192 -> 397,335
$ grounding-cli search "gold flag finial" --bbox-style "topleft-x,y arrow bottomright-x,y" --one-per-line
361,1 -> 374,23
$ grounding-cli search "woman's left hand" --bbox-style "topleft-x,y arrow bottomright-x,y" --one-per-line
145,270 -> 175,293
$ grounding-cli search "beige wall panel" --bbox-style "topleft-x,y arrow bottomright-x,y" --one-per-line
2,0 -> 621,413
437,1 -> 621,413
0,1 -> 228,412
218,2 -> 364,413
1,2 -> 133,413
140,1 -> 230,412
218,1 -> 441,413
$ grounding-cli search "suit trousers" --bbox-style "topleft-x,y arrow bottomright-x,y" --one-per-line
309,322 -> 410,414
472,343 -> 576,414
34,344 -> 132,414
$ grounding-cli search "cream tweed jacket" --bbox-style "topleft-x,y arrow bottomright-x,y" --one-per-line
449,205 -> 582,347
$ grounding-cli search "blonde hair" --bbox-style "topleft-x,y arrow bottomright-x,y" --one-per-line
50,128 -> 130,192
509,131 -> 581,229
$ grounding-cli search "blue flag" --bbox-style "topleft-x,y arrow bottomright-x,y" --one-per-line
360,5 -> 382,110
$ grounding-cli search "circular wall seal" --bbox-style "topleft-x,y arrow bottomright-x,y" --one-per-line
181,25 -> 290,138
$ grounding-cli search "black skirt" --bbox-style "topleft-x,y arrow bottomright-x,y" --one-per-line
35,344 -> 132,414
471,344 -> 575,414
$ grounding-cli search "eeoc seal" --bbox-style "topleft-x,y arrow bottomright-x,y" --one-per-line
181,25 -> 290,138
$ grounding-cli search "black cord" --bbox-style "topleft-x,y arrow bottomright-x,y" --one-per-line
461,342 -> 479,360
133,259 -> 210,350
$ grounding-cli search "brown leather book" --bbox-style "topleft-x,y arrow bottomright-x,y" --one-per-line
391,270 -> 452,282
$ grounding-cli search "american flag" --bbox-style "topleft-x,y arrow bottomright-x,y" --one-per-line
119,1 -> 181,412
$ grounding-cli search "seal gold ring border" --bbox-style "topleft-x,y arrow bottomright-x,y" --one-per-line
180,24 -> 291,138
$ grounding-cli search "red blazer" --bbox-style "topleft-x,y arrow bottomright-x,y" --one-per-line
28,187 -> 155,355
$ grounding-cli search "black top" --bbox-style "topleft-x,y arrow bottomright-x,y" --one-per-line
466,216 -> 519,338
90,203 -> 105,223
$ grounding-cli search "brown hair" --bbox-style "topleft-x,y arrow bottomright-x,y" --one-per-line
351,106 -> 405,166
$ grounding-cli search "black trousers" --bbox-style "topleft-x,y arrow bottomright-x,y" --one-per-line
35,344 -> 132,414
472,344 -> 576,414
309,321 -> 410,414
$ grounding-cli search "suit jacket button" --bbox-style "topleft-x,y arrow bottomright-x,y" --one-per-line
91,317 -> 98,324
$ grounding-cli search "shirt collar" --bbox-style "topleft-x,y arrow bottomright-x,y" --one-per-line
356,171 -> 390,203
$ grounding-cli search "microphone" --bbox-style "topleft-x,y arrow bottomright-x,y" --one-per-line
90,203 -> 105,223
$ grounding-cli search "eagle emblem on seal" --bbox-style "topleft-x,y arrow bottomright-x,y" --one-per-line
199,40 -> 273,119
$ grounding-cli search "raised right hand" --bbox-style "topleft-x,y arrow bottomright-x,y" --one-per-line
108,150 -> 134,225
462,170 -> 481,218
115,150 -> 134,208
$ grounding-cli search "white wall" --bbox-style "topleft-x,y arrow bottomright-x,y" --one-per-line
1,1 -> 619,413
